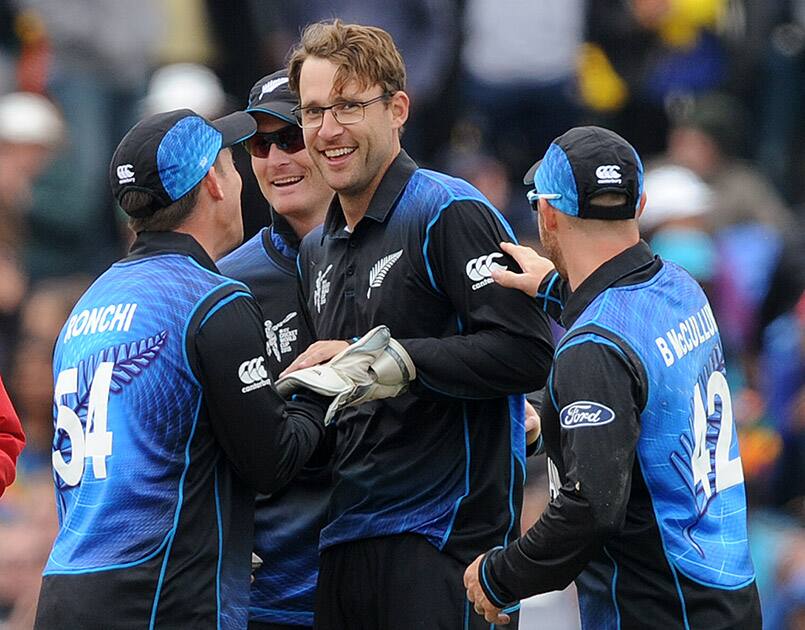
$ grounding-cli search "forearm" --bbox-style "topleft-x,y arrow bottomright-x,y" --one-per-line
481,493 -> 606,603
400,329 -> 552,399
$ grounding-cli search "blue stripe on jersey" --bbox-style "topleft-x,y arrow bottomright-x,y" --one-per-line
602,546 -> 622,629
44,524 -> 174,574
215,466 -> 223,630
439,403 -> 471,549
556,334 -> 629,362
480,550 -> 508,608
669,562 -> 691,630
150,394 -> 203,629
547,366 -> 559,411
199,291 -> 252,329
422,202 -> 450,294
537,271 -> 562,307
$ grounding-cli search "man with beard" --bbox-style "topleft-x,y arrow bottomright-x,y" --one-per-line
283,20 -> 554,629
464,126 -> 762,629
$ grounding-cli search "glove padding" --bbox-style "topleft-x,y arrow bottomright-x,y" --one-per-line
275,326 -> 416,424
339,336 -> 415,409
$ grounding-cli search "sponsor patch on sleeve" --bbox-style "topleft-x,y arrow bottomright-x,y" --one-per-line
559,401 -> 615,429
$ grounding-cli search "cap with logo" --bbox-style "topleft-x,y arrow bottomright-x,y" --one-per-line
523,126 -> 644,220
245,70 -> 297,124
109,108 -> 256,217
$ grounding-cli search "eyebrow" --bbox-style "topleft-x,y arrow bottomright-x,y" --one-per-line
301,92 -> 364,108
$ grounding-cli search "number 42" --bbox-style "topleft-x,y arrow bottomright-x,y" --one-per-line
690,370 -> 744,498
53,362 -> 114,486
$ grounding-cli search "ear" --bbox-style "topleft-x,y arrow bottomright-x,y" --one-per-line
635,190 -> 647,219
541,200 -> 559,231
203,165 -> 225,201
389,90 -> 410,130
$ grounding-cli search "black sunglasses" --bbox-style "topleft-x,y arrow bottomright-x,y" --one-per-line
243,125 -> 306,158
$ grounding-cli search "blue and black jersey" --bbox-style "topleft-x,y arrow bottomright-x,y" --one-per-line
219,218 -> 329,628
482,241 -> 761,629
297,151 -> 554,565
36,231 -> 326,630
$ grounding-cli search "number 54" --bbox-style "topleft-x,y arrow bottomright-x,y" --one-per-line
53,362 -> 115,486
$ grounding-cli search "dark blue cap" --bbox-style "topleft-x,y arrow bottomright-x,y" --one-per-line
110,108 -> 256,217
245,70 -> 297,125
524,126 -> 644,220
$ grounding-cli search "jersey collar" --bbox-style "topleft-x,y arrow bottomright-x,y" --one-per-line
561,240 -> 660,328
125,230 -> 218,273
322,150 -> 417,239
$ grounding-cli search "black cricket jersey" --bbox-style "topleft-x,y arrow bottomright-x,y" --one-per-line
481,242 -> 762,629
219,216 -> 329,628
297,151 -> 554,565
37,231 -> 326,630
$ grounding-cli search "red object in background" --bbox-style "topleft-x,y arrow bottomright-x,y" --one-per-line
0,375 -> 26,497
14,10 -> 51,94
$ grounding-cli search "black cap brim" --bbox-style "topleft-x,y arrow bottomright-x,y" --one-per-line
245,105 -> 297,126
523,159 -> 542,185
212,111 -> 256,147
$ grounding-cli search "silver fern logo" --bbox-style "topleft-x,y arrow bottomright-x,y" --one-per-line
367,249 -> 403,299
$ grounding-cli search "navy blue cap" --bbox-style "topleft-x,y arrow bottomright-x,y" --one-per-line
245,70 -> 297,125
524,126 -> 644,220
110,108 -> 256,217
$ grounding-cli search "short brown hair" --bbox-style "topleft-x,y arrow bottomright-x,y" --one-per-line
123,183 -> 201,233
288,20 -> 406,98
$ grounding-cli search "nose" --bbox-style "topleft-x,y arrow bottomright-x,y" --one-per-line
317,109 -> 344,140
266,141 -> 290,165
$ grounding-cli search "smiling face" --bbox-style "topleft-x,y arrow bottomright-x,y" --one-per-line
250,112 -> 333,224
297,56 -> 408,206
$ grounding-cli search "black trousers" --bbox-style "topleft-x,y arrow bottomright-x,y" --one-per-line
314,533 -> 518,630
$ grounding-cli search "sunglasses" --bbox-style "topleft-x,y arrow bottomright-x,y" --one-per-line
526,189 -> 562,212
243,125 -> 306,158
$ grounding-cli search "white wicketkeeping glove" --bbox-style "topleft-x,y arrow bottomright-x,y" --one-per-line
336,335 -> 415,410
275,326 -> 416,424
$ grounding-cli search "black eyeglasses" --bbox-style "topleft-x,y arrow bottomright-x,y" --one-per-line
527,189 -> 562,212
242,125 -> 306,158
292,92 -> 393,129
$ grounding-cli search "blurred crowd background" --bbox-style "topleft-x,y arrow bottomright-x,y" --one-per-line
0,0 -> 803,628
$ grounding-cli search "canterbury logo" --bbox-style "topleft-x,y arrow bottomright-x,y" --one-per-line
595,164 -> 621,184
466,252 -> 506,282
116,164 -> 135,184
260,77 -> 289,97
238,356 -> 269,392
367,249 -> 403,299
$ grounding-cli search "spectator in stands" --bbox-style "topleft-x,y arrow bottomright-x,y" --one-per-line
667,91 -> 794,231
640,164 -> 716,289
0,91 -> 64,372
459,0 -> 583,180
582,0 -> 728,155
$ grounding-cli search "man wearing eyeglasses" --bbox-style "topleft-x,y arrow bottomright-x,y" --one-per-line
282,20 -> 554,629
218,69 -> 334,630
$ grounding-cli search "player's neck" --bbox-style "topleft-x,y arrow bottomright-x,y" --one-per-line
564,234 -> 639,291
283,210 -> 328,240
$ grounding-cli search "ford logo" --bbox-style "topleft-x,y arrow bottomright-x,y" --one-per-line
560,401 -> 615,429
